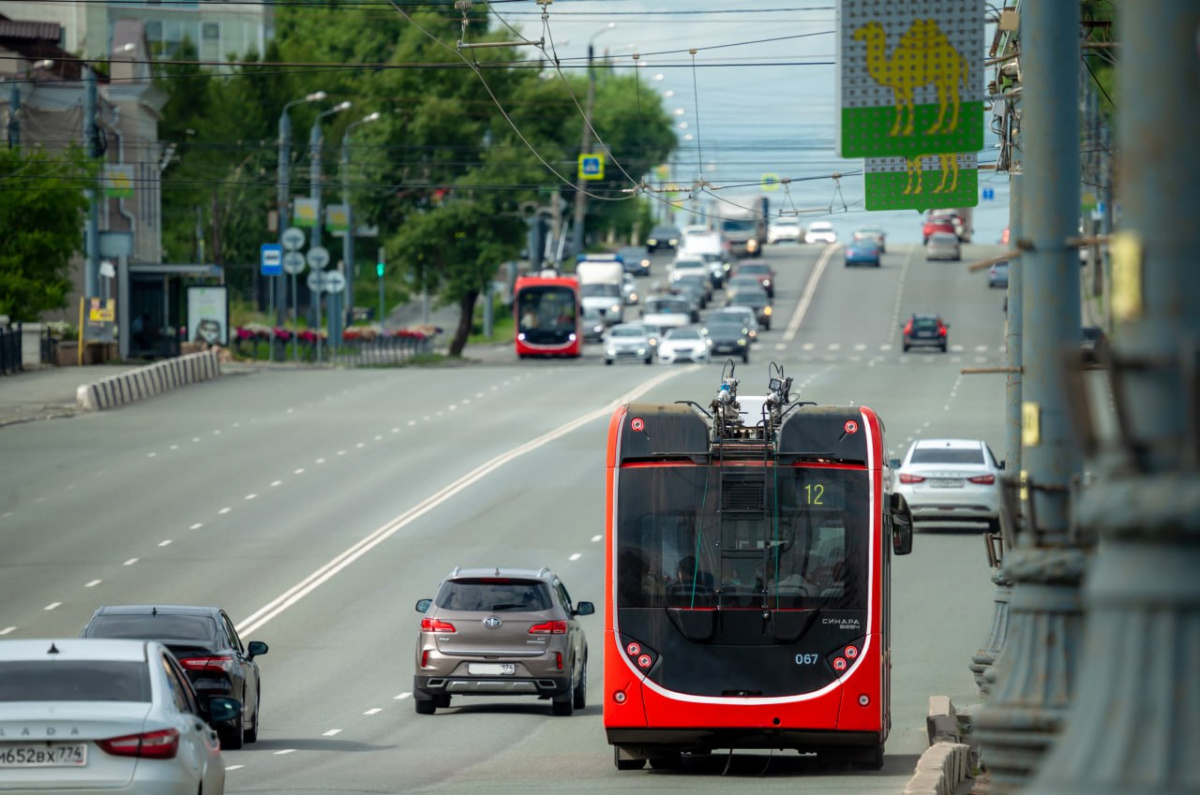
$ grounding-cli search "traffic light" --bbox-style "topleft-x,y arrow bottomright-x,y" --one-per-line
376,261 -> 385,278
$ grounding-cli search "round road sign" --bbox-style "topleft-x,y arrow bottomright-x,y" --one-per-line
306,245 -> 330,269
281,227 -> 306,251
323,270 -> 346,294
306,270 -> 326,294
282,251 -> 306,275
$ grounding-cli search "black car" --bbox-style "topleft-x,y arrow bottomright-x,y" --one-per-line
728,288 -> 773,331
902,313 -> 949,352
582,307 -> 606,343
1081,325 -> 1107,366
705,320 -> 751,363
81,605 -> 267,749
672,273 -> 709,309
617,246 -> 652,277
646,225 -> 681,253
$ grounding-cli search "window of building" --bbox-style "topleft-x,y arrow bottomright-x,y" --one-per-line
202,22 -> 219,40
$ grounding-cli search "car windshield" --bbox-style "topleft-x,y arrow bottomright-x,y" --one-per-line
731,292 -> 766,306
611,326 -> 644,338
912,317 -> 941,330
646,299 -> 689,314
667,329 -> 701,340
650,227 -> 678,237
910,448 -> 984,465
436,578 -> 553,612
85,614 -> 218,642
580,284 -> 620,297
809,223 -> 832,231
0,661 -> 151,702
674,260 -> 705,270
707,323 -> 744,336
738,264 -> 770,275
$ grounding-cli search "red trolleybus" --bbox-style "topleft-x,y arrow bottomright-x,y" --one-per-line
514,271 -> 582,359
603,364 -> 914,771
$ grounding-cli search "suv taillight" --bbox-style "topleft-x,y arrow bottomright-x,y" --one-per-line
529,620 -> 567,635
177,654 -> 236,674
968,474 -> 996,484
98,728 -> 179,759
899,473 -> 925,484
421,618 -> 456,633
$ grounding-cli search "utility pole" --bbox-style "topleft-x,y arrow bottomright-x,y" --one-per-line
277,107 -> 291,327
571,23 -> 614,260
1023,5 -> 1200,794
83,66 -> 100,299
975,2 -> 1087,792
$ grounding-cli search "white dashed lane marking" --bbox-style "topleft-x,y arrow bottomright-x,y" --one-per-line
147,452 -> 157,458
158,540 -> 172,547
271,481 -> 283,488
323,729 -> 342,737
190,523 -> 203,530
245,494 -> 257,501
86,580 -> 101,588
219,507 -> 232,515
364,708 -> 382,716
394,693 -> 412,700
294,468 -> 305,475
0,627 -> 15,636
226,765 -> 245,771
316,459 -> 326,465
124,558 -> 138,566
44,603 -> 62,611
591,535 -> 602,543
569,553 -> 582,561
274,749 -> 296,756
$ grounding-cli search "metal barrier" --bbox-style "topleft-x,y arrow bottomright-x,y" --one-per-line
0,324 -> 22,375
231,332 -> 433,365
40,327 -> 58,367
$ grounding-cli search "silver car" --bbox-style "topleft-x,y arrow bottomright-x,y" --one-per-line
0,638 -> 239,795
925,232 -> 962,261
605,323 -> 655,365
893,439 -> 1003,531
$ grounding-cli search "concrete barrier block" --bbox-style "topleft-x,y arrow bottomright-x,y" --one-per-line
75,351 -> 222,412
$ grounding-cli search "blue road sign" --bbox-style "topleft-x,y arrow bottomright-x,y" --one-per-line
578,154 -> 604,180
261,243 -> 283,276
982,186 -> 995,201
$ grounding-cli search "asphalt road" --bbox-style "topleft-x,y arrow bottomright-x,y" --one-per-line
0,239 -> 1010,794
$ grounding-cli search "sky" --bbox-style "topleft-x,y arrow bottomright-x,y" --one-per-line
486,0 -> 1010,244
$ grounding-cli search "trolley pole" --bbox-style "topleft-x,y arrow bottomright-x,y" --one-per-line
1024,4 -> 1200,795
974,1 -> 1088,792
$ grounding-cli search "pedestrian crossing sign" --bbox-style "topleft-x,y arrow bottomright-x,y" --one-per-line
579,153 -> 605,181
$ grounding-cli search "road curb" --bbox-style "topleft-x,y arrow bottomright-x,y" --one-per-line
76,350 -> 221,411
902,696 -> 974,795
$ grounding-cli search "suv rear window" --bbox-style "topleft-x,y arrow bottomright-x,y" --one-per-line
911,448 -> 984,465
436,579 -> 553,612
0,661 -> 151,702
85,615 -> 218,642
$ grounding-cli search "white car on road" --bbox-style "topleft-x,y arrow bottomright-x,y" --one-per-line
0,638 -> 240,795
804,221 -> 837,244
767,217 -> 802,244
892,439 -> 1003,532
658,326 -> 710,364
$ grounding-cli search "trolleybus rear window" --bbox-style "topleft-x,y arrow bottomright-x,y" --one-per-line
616,466 -> 868,612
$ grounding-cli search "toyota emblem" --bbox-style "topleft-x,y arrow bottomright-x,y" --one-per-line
483,616 -> 502,629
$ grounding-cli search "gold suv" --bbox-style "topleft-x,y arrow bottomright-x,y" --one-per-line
413,567 -> 594,716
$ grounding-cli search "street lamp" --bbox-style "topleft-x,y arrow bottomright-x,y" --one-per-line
340,111 -> 381,331
276,90 -> 326,332
309,99 -> 350,355
570,22 -> 617,260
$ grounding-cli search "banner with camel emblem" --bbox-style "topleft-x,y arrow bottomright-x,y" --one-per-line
864,152 -> 978,210
837,0 -> 984,158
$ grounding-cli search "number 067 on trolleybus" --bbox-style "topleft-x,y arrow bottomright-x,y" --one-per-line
603,365 -> 914,770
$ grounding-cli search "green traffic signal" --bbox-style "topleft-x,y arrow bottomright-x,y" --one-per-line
376,262 -> 385,277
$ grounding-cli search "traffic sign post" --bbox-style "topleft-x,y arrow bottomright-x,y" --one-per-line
578,153 -> 604,181
306,247 -> 331,364
281,226 -> 306,251
260,244 -> 283,362
282,252 -> 306,362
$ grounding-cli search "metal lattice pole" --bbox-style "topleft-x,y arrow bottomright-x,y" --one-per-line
1024,4 -> 1200,794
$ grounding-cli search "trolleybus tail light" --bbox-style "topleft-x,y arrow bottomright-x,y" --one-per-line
613,691 -> 627,704
420,618 -> 457,634
833,657 -> 848,672
528,620 -> 567,635
858,694 -> 871,707
621,634 -> 658,671
625,642 -> 641,656
637,654 -> 652,669
844,645 -> 858,660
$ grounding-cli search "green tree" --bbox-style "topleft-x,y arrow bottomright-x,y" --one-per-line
0,147 -> 95,321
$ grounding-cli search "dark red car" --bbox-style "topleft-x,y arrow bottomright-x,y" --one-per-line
732,260 -> 776,298
922,213 -> 957,244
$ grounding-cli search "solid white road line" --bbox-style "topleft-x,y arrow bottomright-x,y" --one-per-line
782,243 -> 839,344
235,367 -> 696,637
0,627 -> 14,636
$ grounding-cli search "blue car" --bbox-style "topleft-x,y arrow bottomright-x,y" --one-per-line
844,241 -> 881,268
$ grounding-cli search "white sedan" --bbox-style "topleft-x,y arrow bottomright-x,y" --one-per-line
767,218 -> 802,244
804,221 -> 837,244
0,638 -> 240,795
658,326 -> 710,364
892,438 -> 1003,531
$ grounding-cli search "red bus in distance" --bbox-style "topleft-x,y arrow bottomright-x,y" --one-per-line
514,271 -> 582,359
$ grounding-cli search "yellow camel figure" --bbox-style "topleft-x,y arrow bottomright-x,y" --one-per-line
903,154 -> 961,195
853,18 -> 969,137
